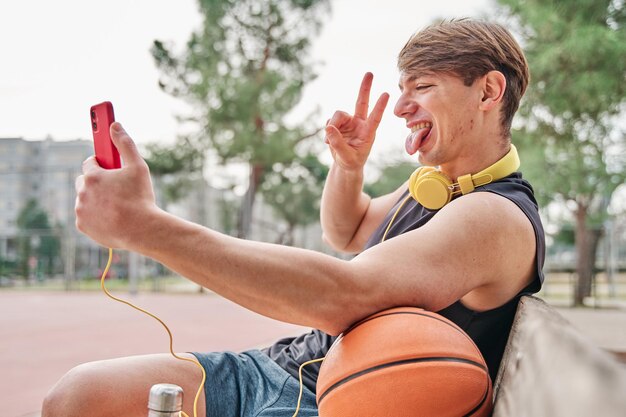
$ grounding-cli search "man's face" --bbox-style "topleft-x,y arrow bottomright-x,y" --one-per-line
394,71 -> 482,170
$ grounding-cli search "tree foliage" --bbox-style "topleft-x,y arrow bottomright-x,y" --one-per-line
364,161 -> 417,198
144,139 -> 204,204
496,0 -> 626,304
16,199 -> 60,279
261,153 -> 329,245
151,0 -> 330,238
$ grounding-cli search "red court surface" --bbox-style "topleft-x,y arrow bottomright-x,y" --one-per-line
0,291 -> 309,417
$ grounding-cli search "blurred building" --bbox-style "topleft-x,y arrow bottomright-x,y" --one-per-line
0,137 -> 92,233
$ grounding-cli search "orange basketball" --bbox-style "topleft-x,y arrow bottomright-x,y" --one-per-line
316,307 -> 493,417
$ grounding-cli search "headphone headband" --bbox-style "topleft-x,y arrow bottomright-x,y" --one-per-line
472,144 -> 520,186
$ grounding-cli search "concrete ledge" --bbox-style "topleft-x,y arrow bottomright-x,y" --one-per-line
493,296 -> 626,417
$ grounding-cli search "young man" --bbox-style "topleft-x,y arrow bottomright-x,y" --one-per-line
44,18 -> 544,417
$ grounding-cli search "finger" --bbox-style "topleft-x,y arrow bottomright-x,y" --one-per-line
82,156 -> 100,174
325,125 -> 350,154
110,122 -> 144,166
367,92 -> 390,131
75,174 -> 85,193
354,72 -> 374,120
328,111 -> 351,130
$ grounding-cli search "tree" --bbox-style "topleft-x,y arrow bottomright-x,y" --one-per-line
144,139 -> 204,206
261,153 -> 328,245
364,160 -> 417,198
151,0 -> 330,238
496,0 -> 626,305
16,199 -> 60,280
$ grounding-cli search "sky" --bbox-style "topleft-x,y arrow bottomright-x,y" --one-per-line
0,0 -> 492,164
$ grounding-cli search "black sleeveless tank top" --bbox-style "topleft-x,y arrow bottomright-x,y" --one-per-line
263,172 -> 545,392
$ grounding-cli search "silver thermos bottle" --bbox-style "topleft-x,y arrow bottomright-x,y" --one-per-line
148,383 -> 184,417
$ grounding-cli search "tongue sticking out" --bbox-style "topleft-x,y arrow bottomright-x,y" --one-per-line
405,126 -> 432,155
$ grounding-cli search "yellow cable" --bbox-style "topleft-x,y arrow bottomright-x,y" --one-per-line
100,247 -> 206,417
291,357 -> 326,417
381,194 -> 412,243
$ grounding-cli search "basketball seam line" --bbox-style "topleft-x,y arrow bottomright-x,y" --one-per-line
317,356 -> 489,405
463,380 -> 491,417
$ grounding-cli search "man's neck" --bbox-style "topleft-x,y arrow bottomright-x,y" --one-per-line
441,139 -> 511,182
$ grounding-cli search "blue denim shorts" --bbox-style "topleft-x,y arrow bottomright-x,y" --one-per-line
191,349 -> 318,417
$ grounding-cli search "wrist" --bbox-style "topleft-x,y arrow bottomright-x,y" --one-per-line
331,162 -> 365,182
122,205 -> 169,254
124,207 -> 214,263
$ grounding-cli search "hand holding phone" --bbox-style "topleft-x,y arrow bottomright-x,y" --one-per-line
90,101 -> 121,169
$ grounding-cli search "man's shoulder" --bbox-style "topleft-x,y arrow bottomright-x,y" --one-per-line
480,172 -> 539,207
441,190 -> 530,231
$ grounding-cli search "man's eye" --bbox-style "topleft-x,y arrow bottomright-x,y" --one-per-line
416,85 -> 433,91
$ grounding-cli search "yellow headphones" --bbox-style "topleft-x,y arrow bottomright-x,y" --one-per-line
408,144 -> 520,210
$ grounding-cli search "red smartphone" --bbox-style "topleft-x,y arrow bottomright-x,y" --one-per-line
90,101 -> 121,169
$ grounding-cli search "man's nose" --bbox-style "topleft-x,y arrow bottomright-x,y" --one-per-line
394,95 -> 418,119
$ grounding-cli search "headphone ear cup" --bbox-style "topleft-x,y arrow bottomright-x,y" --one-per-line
408,167 -> 431,201
416,166 -> 436,179
409,168 -> 453,210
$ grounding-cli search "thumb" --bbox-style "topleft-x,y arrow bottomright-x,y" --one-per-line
110,122 -> 144,166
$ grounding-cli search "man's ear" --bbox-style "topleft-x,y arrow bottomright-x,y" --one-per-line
479,70 -> 506,111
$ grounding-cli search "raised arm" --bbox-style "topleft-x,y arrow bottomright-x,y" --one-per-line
320,73 -> 394,253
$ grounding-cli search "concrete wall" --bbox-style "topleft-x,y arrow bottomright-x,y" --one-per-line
493,296 -> 626,417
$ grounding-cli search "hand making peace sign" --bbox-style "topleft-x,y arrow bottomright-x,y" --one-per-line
324,72 -> 390,171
